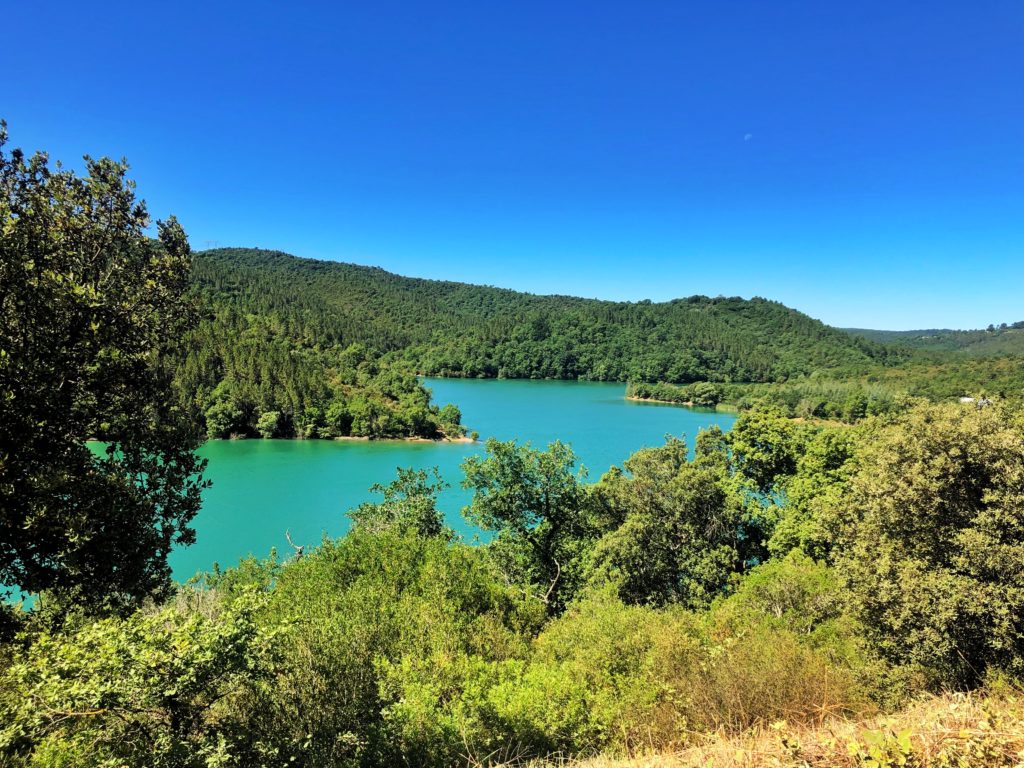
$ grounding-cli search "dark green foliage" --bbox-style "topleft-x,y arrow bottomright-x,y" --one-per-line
587,438 -> 753,609
176,307 -> 464,440
462,439 -> 592,612
192,247 -> 897,385
0,125 -> 206,612
180,248 -> 1024,445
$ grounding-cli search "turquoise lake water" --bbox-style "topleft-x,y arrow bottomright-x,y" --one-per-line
171,378 -> 736,579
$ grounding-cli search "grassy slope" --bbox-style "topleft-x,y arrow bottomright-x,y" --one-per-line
513,690 -> 1024,768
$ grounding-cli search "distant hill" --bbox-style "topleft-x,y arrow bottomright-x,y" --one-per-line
192,247 -> 898,384
843,323 -> 1024,357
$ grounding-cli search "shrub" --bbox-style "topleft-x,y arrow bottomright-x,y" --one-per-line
0,590 -> 280,768
241,529 -> 544,767
838,402 -> 1024,688
256,410 -> 283,438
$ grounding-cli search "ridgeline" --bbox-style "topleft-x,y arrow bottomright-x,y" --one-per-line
189,247 -> 898,382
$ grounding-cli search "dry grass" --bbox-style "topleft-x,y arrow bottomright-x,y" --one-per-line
494,690 -> 1024,767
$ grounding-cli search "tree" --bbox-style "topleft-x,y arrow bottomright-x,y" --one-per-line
587,438 -> 750,608
726,408 -> 803,493
766,428 -> 855,561
838,402 -> 1024,686
437,403 -> 463,437
204,381 -> 246,439
0,124 -> 206,613
349,467 -> 450,538
461,439 -> 590,610
256,410 -> 283,438
690,382 -> 723,408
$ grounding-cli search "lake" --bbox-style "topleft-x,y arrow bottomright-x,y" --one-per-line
171,378 -> 736,579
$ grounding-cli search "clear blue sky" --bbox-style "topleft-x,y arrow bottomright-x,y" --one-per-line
4,1 -> 1021,329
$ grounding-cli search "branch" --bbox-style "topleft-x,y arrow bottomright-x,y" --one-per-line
285,529 -> 304,560
543,557 -> 562,605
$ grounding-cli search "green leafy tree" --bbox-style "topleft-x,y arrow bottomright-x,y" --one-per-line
324,398 -> 352,436
767,428 -> 856,560
0,124 -> 206,612
726,408 -> 804,493
690,381 -> 724,408
587,438 -> 750,608
205,389 -> 246,439
437,403 -> 463,437
462,439 -> 590,611
349,467 -> 450,538
256,410 -> 283,438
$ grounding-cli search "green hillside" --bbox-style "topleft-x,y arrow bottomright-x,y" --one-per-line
844,322 -> 1024,356
192,247 -> 898,384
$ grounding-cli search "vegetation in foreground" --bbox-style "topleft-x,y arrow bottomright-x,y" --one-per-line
4,398 -> 1024,766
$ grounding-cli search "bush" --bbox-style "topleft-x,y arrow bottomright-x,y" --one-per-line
240,529 -> 545,767
0,590 -> 280,768
838,402 -> 1024,688
256,410 -> 283,438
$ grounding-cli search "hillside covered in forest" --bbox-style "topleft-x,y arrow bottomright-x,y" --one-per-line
191,248 -> 899,384
845,322 -> 1024,357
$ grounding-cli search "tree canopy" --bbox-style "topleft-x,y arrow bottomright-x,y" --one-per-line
0,124 -> 206,612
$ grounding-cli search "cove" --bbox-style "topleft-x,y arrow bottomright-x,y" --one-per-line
170,379 -> 736,580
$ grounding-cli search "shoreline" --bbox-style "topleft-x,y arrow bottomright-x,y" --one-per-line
208,434 -> 477,444
333,434 -> 476,444
625,394 -> 695,407
625,395 -> 737,413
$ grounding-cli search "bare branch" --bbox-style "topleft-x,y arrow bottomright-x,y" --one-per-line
285,529 -> 304,560
543,557 -> 562,605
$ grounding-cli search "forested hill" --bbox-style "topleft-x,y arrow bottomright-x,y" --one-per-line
192,247 -> 897,383
844,322 -> 1024,357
